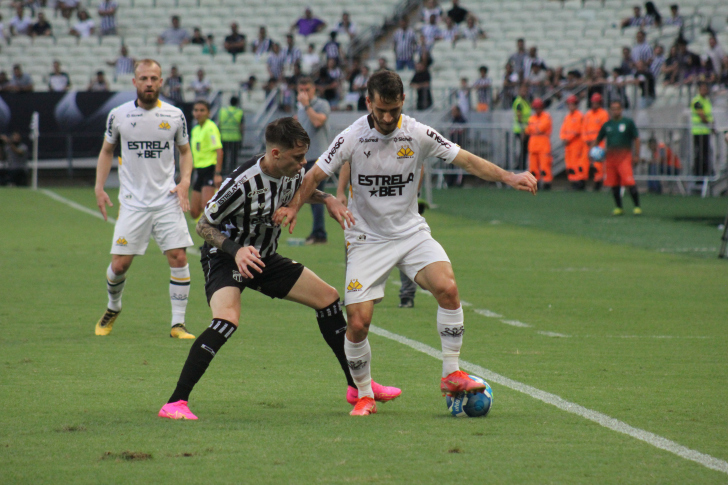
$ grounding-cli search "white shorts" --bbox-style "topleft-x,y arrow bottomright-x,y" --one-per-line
111,204 -> 193,255
344,228 -> 450,305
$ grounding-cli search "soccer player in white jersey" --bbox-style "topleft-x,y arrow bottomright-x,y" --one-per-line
94,59 -> 196,339
275,71 -> 537,416
158,118 -> 399,420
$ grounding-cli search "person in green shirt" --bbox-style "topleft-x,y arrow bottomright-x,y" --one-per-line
190,100 -> 223,220
596,99 -> 641,216
512,83 -> 531,171
690,82 -> 713,177
218,96 -> 244,172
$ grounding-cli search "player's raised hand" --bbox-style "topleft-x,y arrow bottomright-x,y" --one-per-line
171,181 -> 190,212
95,189 -> 113,221
234,246 -> 265,279
273,206 -> 298,234
504,171 -> 538,195
325,197 -> 355,230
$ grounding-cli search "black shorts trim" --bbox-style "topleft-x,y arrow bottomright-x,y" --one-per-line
201,251 -> 305,304
193,165 -> 216,192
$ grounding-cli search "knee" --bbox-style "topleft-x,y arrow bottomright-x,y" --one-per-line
346,312 -> 371,335
167,250 -> 188,267
111,259 -> 131,274
435,282 -> 460,309
322,285 -> 342,307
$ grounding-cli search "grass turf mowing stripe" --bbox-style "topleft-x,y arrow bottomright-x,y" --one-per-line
369,324 -> 728,476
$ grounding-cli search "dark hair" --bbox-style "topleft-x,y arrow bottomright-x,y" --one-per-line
367,70 -> 404,103
230,96 -> 239,106
265,117 -> 310,150
297,76 -> 314,86
610,99 -> 623,107
479,65 -> 488,71
193,99 -> 210,110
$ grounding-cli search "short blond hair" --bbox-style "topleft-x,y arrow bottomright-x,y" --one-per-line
134,59 -> 162,76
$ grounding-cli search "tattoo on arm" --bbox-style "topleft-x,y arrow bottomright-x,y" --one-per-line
196,214 -> 228,250
307,190 -> 333,204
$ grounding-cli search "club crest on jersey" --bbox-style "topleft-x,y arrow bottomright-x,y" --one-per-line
232,270 -> 243,283
158,121 -> 171,130
208,202 -> 219,213
397,146 -> 415,159
115,237 -> 128,246
346,279 -> 363,292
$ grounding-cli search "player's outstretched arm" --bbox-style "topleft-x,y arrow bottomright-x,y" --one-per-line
336,161 -> 351,207
172,143 -> 193,212
94,140 -> 116,221
196,214 -> 264,279
452,149 -> 538,195
306,190 -> 355,230
273,164 -> 330,233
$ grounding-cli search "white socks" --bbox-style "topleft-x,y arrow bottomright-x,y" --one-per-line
169,264 -> 190,326
437,306 -> 464,378
106,264 -> 126,312
344,336 -> 373,398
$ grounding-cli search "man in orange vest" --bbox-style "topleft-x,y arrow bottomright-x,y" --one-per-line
525,97 -> 552,190
582,93 -> 609,191
560,94 -> 589,190
647,136 -> 681,194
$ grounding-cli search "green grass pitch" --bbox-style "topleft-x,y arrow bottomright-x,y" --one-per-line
1,187 -> 727,484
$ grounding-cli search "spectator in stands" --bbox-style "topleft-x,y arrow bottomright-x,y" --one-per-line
561,69 -> 582,101
190,27 -> 206,45
416,32 -> 433,68
240,75 -> 256,93
334,12 -> 356,41
720,56 -> 728,88
202,34 -> 217,56
607,67 -> 629,108
30,11 -> 52,38
107,45 -> 135,78
157,15 -> 190,47
291,7 -> 326,37
442,16 -> 460,46
706,35 -> 725,79
376,57 -> 391,72
620,46 -> 635,74
352,64 -> 369,111
454,77 -> 470,115
0,132 -> 29,187
676,38 -> 700,83
508,38 -> 528,79
8,64 -> 33,93
267,42 -> 286,81
410,61 -> 432,110
224,22 -> 246,62
472,65 -> 491,111
252,25 -> 271,57
650,44 -> 665,80
188,68 -> 211,101
662,44 -> 679,84
87,70 -> 109,91
9,6 -> 32,36
48,61 -> 71,92
663,4 -> 683,27
631,31 -> 653,66
421,0 -> 443,24
523,46 -> 544,80
421,14 -> 442,49
59,0 -> 80,21
526,62 -> 548,98
644,2 -> 661,28
301,43 -> 320,75
97,0 -> 118,36
498,62 -> 519,109
633,60 -> 656,108
322,31 -> 343,66
447,0 -> 469,25
163,65 -> 184,105
282,34 -> 302,69
315,59 -> 342,109
0,14 -> 7,43
621,5 -> 645,29
460,15 -> 485,45
393,18 -> 418,70
70,9 -> 95,38
0,72 -> 10,92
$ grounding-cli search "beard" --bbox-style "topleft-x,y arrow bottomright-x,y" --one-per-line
137,86 -> 160,105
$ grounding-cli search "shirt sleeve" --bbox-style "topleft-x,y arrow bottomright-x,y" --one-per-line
630,120 -> 639,139
175,112 -> 189,146
418,122 -> 460,164
209,123 -> 223,150
315,127 -> 354,176
314,98 -> 331,117
596,123 -> 606,143
204,175 -> 244,224
104,108 -> 119,144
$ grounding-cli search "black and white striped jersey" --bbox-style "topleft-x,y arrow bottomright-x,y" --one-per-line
203,155 -> 304,258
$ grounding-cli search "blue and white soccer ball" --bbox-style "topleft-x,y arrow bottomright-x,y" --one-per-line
445,375 -> 493,418
589,146 -> 606,162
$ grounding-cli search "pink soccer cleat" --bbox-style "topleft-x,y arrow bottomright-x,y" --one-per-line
158,400 -> 198,420
440,370 -> 486,397
346,381 -> 402,406
350,396 -> 377,416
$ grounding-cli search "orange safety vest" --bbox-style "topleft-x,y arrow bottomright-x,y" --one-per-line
560,109 -> 585,147
654,142 -> 681,169
526,111 -> 552,152
582,108 -> 609,147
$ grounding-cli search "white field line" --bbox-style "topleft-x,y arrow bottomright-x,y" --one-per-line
474,308 -> 503,318
369,324 -> 728,476
500,319 -> 532,328
537,331 -> 571,338
42,189 -> 200,256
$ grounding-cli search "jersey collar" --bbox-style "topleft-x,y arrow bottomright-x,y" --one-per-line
134,99 -> 163,109
366,114 -> 403,137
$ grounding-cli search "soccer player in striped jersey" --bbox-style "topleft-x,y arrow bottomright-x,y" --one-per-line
275,71 -> 537,416
94,59 -> 196,339
159,117 -> 400,420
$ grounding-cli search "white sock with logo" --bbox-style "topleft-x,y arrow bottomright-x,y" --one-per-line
169,265 -> 190,326
344,336 -> 373,399
438,306 -> 464,378
106,264 -> 126,312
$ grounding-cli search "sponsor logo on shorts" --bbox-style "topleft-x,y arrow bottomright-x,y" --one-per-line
232,270 -> 243,283
346,279 -> 363,291
115,237 -> 128,246
347,359 -> 367,370
396,146 -> 415,159
159,121 -> 171,130
357,234 -> 366,241
440,326 -> 464,338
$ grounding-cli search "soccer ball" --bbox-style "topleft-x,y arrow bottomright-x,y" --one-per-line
445,375 -> 493,417
589,146 -> 605,162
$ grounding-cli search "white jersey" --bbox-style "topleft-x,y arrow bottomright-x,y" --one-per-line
316,114 -> 459,240
104,99 -> 189,210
